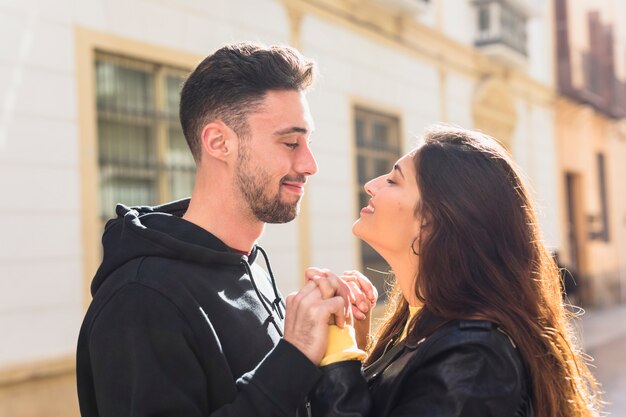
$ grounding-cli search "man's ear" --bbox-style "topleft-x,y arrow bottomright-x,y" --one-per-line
199,121 -> 235,162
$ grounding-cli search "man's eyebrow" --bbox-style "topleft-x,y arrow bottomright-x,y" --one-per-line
274,127 -> 310,136
393,164 -> 405,178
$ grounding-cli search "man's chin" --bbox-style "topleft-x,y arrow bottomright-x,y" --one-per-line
255,202 -> 299,224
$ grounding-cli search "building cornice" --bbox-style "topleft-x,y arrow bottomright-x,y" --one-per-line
282,0 -> 555,104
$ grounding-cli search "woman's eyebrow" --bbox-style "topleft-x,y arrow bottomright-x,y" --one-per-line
394,164 -> 405,178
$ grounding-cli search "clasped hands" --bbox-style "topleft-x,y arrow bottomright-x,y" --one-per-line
284,268 -> 378,365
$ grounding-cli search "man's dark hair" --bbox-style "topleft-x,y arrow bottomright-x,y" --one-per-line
179,42 -> 316,161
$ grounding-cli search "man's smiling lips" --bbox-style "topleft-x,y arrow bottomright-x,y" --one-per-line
281,181 -> 305,195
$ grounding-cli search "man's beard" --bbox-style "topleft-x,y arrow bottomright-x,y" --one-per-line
235,148 -> 305,224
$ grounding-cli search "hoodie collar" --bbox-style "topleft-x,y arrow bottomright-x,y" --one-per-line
91,198 -> 259,295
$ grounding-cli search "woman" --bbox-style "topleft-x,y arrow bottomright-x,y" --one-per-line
309,125 -> 600,417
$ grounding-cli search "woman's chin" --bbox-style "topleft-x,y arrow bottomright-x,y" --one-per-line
352,221 -> 374,248
352,219 -> 365,238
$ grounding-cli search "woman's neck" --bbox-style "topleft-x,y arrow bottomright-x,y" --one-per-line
385,251 -> 420,306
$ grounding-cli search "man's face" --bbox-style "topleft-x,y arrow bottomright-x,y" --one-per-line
235,90 -> 318,223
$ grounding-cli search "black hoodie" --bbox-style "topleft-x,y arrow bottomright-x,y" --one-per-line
76,199 -> 322,416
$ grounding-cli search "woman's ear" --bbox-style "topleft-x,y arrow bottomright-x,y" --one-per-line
199,121 -> 234,162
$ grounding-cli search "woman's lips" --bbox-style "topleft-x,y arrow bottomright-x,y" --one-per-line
360,202 -> 375,214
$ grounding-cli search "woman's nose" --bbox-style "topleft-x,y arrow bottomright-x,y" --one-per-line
364,175 -> 383,196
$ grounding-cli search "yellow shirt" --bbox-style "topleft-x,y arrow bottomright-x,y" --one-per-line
400,305 -> 420,341
320,306 -> 420,366
319,325 -> 366,366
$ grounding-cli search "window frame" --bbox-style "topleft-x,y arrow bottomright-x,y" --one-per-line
94,51 -> 194,221
75,27 -> 200,308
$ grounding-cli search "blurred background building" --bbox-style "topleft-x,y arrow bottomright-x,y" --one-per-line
0,0 -> 623,415
555,0 -> 626,307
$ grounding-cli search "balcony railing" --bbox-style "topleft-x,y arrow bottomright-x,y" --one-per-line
473,0 -> 535,66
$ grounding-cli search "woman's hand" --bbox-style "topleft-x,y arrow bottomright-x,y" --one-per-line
341,270 -> 377,350
305,268 -> 378,350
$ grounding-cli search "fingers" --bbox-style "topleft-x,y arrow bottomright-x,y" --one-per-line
302,267 -> 378,327
289,280 -> 319,312
304,267 -> 328,282
285,281 -> 322,332
345,280 -> 367,320
351,304 -> 365,321
308,274 -> 340,301
322,295 -> 347,328
287,280 -> 347,327
284,288 -> 341,364
305,268 -> 350,312
308,276 -> 340,325
343,270 -> 378,304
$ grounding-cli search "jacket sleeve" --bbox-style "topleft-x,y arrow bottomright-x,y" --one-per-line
388,342 -> 525,417
308,341 -> 524,417
86,283 -> 321,417
308,360 -> 372,417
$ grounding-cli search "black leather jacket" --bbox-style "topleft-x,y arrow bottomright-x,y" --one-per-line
309,320 -> 533,417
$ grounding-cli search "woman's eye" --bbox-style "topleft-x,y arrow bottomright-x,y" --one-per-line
285,143 -> 299,149
386,178 -> 396,185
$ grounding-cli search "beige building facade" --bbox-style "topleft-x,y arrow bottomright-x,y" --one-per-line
0,0 -> 559,415
555,0 -> 626,307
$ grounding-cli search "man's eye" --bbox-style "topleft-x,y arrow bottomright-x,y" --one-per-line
386,178 -> 396,185
285,143 -> 299,149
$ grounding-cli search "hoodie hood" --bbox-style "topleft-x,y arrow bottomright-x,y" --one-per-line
91,198 -> 258,295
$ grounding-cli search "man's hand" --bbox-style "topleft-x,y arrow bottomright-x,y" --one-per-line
305,268 -> 378,350
283,280 -> 348,365
304,268 -> 352,325
305,268 -> 378,321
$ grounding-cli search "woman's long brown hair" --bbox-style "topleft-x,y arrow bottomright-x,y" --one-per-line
365,126 -> 600,417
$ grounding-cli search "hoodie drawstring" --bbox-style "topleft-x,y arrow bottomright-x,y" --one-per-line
240,255 -> 284,337
256,246 -> 286,320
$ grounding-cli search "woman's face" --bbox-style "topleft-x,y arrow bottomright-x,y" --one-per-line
353,150 -> 422,260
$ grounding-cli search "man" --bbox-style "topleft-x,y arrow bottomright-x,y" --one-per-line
76,43 -> 350,417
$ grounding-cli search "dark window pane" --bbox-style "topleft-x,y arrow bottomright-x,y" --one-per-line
357,155 -> 368,183
373,122 -> 389,145
355,118 -> 365,146
96,61 -> 154,116
479,6 -> 490,31
98,122 -> 154,167
95,53 -> 193,221
375,158 -> 390,178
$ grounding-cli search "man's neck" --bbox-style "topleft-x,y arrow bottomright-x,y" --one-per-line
183,191 -> 264,254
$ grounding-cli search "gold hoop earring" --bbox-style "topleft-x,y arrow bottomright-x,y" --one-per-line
411,237 -> 419,256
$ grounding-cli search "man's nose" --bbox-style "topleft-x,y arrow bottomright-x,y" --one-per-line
296,144 -> 318,176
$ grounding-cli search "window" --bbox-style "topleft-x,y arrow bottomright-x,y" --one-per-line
354,107 -> 402,300
478,5 -> 490,32
590,153 -> 610,241
474,0 -> 528,58
499,3 -> 527,55
95,52 -> 194,221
